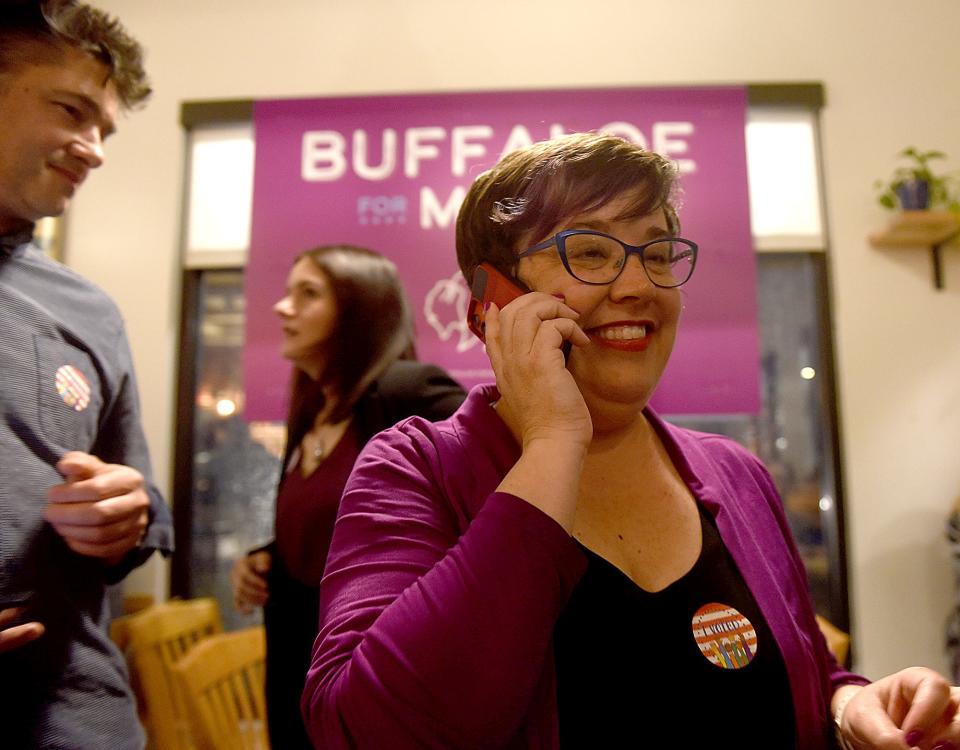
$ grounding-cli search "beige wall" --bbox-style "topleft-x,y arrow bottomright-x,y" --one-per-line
71,0 -> 960,680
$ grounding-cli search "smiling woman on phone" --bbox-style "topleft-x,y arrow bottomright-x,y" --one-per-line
302,133 -> 960,750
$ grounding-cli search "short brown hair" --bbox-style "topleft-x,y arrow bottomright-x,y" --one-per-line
284,245 -> 416,455
0,0 -> 151,109
455,132 -> 680,286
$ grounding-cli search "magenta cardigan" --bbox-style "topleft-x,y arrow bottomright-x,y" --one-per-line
302,385 -> 867,749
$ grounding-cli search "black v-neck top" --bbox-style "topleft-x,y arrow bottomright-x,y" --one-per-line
554,504 -> 796,748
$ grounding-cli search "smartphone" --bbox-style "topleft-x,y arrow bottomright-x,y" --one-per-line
466,262 -> 527,342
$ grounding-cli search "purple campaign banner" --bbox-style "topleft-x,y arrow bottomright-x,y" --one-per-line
246,86 -> 760,420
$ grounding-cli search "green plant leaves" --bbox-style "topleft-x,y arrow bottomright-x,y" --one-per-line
876,147 -> 960,211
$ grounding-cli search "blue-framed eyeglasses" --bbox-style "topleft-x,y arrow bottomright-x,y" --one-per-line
518,230 -> 699,288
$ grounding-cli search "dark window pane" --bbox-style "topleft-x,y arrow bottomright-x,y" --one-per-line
668,253 -> 843,624
188,270 -> 280,630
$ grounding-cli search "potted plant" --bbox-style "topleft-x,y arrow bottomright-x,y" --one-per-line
875,147 -> 960,212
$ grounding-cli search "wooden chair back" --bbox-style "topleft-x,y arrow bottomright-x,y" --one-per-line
125,598 -> 224,750
109,593 -> 156,652
172,626 -> 270,750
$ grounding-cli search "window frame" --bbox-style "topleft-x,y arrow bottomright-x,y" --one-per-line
172,83 -> 851,639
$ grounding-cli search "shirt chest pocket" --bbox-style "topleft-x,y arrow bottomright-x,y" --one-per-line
35,337 -> 104,453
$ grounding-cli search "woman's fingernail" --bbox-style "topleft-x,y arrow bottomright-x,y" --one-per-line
905,729 -> 924,746
932,741 -> 957,750
483,301 -> 492,312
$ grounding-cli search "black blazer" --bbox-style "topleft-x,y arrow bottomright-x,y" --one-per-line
353,359 -> 467,444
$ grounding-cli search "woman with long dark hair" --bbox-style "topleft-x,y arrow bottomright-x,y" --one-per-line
230,245 -> 464,749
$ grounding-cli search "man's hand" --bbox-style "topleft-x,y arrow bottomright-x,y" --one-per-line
44,452 -> 150,565
0,608 -> 44,654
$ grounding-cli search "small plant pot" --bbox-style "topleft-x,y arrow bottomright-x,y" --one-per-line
896,179 -> 931,210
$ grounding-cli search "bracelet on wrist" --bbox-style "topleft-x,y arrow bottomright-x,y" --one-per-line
833,687 -> 859,750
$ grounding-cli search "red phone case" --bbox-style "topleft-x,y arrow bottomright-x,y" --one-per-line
466,262 -> 525,341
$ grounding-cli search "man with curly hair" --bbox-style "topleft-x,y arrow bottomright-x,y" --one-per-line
0,2 -> 172,746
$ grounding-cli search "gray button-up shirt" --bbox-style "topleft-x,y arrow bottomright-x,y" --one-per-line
0,231 -> 174,749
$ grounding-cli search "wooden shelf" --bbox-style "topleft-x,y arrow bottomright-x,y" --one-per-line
870,210 -> 959,289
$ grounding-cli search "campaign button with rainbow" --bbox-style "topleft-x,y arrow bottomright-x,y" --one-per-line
55,364 -> 91,412
691,602 -> 758,670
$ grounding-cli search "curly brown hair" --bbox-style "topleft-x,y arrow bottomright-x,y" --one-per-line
0,0 -> 151,109
455,132 -> 680,287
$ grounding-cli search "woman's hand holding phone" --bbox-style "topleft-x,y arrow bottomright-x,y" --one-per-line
467,263 -> 591,447
483,293 -> 592,446
484,293 -> 592,532
466,262 -> 592,529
